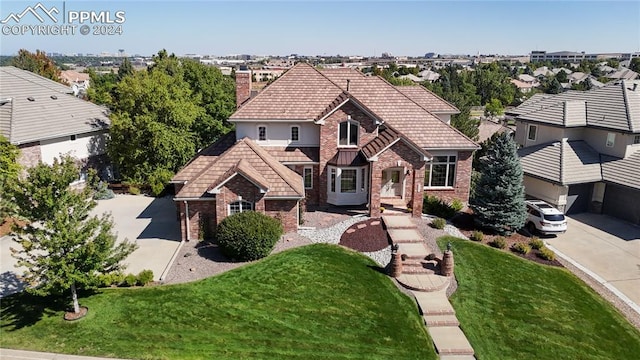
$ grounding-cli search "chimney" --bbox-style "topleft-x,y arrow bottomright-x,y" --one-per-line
235,67 -> 252,108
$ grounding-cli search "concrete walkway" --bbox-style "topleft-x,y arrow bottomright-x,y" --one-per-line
0,349 -> 129,360
545,213 -> 640,314
383,216 -> 475,359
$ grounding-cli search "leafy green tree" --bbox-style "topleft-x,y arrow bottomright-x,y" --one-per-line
555,69 -> 568,83
11,49 -> 61,82
86,69 -> 118,106
629,58 -> 640,73
0,135 -> 21,219
484,98 -> 504,117
470,132 -> 526,235
108,68 -> 202,195
117,57 -> 134,80
11,156 -> 136,314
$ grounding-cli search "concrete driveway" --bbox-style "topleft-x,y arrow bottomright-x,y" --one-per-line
545,213 -> 640,313
1,195 -> 181,297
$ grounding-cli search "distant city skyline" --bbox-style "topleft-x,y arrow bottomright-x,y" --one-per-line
1,0 -> 639,57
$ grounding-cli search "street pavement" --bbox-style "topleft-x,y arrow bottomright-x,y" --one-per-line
546,213 -> 640,313
0,349 -> 129,360
0,195 -> 181,297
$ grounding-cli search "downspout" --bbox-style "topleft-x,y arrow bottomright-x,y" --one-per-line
184,200 -> 190,241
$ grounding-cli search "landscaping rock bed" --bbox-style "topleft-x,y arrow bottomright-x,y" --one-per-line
339,219 -> 390,252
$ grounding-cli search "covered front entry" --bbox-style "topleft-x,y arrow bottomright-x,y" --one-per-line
381,168 -> 404,198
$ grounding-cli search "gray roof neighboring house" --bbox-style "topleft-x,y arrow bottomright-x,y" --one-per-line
510,80 -> 640,133
601,151 -> 640,190
0,66 -> 110,145
607,68 -> 639,81
518,140 -> 602,185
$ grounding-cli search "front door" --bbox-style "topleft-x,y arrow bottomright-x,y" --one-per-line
381,169 -> 402,197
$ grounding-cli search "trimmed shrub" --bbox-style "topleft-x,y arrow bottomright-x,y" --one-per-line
431,217 -> 446,230
93,181 -> 115,200
489,237 -> 507,249
470,230 -> 484,242
136,269 -> 154,286
123,274 -> 137,287
97,272 -> 124,287
537,247 -> 556,261
216,211 -> 283,261
450,198 -> 464,212
512,242 -> 532,255
128,185 -> 141,195
423,195 -> 456,219
529,237 -> 544,250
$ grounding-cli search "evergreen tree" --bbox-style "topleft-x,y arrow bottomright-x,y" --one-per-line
470,132 -> 526,235
11,156 -> 137,315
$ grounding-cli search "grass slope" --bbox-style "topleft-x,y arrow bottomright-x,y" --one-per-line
1,244 -> 436,360
438,236 -> 640,360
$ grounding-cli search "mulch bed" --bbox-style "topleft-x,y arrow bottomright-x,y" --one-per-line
64,306 -> 88,321
0,217 -> 26,237
339,218 -> 390,252
451,212 -> 563,267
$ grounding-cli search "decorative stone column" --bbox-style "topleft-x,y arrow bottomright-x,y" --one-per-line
389,245 -> 403,278
441,242 -> 454,277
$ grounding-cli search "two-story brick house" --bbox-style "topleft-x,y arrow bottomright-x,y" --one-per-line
171,63 -> 479,240
510,80 -> 640,225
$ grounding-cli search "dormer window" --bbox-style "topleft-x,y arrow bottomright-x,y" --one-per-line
291,126 -> 300,142
606,132 -> 615,147
339,119 -> 358,147
258,126 -> 267,141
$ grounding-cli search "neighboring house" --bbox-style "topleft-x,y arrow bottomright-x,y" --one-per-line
533,66 -> 553,78
398,74 -> 422,83
607,68 -> 639,81
60,70 -> 91,96
0,66 -> 110,180
508,80 -> 640,225
417,69 -> 441,82
510,79 -> 535,93
172,63 -> 478,240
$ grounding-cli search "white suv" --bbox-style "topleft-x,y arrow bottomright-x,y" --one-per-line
525,200 -> 567,235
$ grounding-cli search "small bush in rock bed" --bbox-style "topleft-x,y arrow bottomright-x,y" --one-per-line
470,230 -> 484,242
97,272 -> 124,287
123,274 -> 137,287
489,237 -> 507,249
423,195 -> 457,219
537,247 -> 556,261
431,217 -> 446,230
529,237 -> 545,250
216,211 -> 283,261
512,242 -> 532,255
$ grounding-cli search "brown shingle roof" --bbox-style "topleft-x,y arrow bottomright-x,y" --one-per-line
172,131 -> 236,182
230,64 -> 343,120
361,126 -> 432,160
264,147 -> 319,163
394,86 -> 459,114
208,159 -> 270,193
176,137 -> 304,199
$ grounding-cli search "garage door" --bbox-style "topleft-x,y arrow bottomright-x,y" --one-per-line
566,183 -> 591,215
602,184 -> 640,225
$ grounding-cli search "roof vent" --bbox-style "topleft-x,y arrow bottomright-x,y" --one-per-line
27,97 -> 35,101
346,79 -> 350,91
50,95 -> 58,100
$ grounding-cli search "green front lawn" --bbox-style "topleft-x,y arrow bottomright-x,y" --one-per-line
1,244 -> 436,359
438,236 -> 640,360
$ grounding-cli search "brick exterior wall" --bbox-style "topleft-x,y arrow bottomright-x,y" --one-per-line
424,151 -> 473,204
235,71 -> 252,108
179,175 -> 300,241
293,164 -> 320,206
369,140 -> 426,218
319,102 -> 378,205
265,200 -> 298,233
17,142 -> 41,169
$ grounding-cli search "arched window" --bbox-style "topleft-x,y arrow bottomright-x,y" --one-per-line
338,120 -> 359,147
228,200 -> 253,215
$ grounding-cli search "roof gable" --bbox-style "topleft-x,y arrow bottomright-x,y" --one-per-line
176,137 -> 304,199
518,140 -> 602,184
394,86 -> 459,114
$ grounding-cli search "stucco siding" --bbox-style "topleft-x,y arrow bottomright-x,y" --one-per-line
235,122 -> 319,146
40,131 -> 107,165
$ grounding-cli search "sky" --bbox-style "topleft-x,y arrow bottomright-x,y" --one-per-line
1,0 -> 639,57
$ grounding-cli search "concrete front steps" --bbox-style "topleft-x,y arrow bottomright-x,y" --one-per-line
382,215 -> 475,359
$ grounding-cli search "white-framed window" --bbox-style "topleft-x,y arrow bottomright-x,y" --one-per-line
291,126 -> 300,142
304,166 -> 313,189
228,200 -> 253,216
424,155 -> 456,188
606,132 -> 615,147
527,124 -> 537,141
360,168 -> 367,192
257,125 -> 267,141
338,120 -> 359,147
330,168 -> 336,192
633,135 -> 640,144
340,169 -> 357,193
